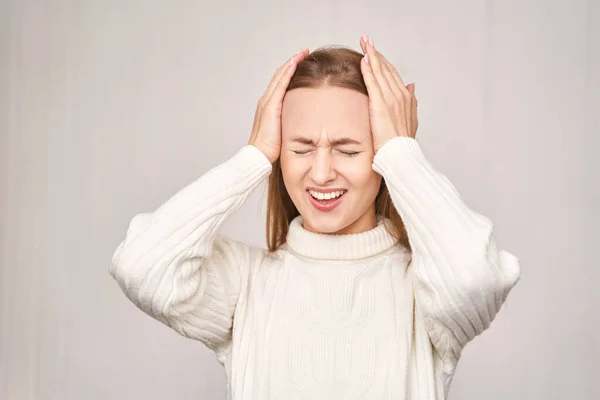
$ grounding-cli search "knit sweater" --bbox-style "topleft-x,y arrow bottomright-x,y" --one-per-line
110,136 -> 521,400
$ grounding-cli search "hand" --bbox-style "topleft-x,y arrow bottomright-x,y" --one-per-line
359,34 -> 418,153
248,48 -> 310,163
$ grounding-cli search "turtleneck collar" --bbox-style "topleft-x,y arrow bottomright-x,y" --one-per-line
285,215 -> 400,261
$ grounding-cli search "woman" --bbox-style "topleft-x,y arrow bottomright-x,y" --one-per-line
110,34 -> 521,399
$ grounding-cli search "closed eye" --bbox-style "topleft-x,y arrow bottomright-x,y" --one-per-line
291,149 -> 360,156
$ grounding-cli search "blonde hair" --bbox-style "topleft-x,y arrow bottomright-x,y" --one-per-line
266,47 -> 410,252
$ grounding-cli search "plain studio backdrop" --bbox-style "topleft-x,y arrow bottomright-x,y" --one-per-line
1,0 -> 598,399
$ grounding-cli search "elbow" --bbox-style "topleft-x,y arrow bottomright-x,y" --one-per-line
477,234 -> 521,303
496,250 -> 521,302
109,213 -> 154,290
109,240 -> 133,296
461,248 -> 521,331
458,246 -> 521,302
461,214 -> 522,299
109,256 -> 171,319
435,247 -> 521,336
109,239 -> 140,299
109,252 -> 147,313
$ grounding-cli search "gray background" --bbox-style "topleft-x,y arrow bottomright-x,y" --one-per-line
1,0 -> 598,399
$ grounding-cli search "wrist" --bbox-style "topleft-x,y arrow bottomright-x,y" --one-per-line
249,141 -> 278,164
374,134 -> 399,153
375,134 -> 415,153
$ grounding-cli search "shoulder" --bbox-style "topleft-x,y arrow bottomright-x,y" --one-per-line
382,244 -> 413,278
387,243 -> 412,263
211,235 -> 269,265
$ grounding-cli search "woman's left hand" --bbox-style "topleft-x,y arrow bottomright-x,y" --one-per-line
359,34 -> 418,152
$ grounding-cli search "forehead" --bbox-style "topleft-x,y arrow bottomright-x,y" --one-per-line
281,86 -> 371,140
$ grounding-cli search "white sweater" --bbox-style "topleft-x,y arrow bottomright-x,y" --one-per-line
110,136 -> 521,400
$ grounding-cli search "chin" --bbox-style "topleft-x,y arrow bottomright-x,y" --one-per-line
301,212 -> 352,235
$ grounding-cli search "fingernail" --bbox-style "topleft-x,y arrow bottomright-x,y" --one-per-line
368,36 -> 374,47
364,54 -> 369,64
362,33 -> 368,43
289,56 -> 295,66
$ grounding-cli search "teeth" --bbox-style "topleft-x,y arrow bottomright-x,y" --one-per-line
309,190 -> 345,200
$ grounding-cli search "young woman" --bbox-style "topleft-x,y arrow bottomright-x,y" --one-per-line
110,34 -> 521,399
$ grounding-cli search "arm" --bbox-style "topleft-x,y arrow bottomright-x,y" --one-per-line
372,136 -> 521,367
110,47 -> 310,354
110,145 -> 272,352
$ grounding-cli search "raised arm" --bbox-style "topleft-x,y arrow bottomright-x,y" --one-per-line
373,137 -> 521,366
110,145 -> 271,352
110,48 -> 310,353
359,34 -> 520,367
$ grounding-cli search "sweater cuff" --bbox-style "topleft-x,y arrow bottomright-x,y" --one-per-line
232,145 -> 273,175
372,136 -> 425,176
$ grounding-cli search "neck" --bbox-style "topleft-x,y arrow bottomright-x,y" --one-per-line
286,214 -> 399,261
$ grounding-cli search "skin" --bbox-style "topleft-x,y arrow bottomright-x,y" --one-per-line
280,86 -> 381,234
249,34 -> 418,235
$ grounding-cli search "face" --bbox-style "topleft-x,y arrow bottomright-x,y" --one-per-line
280,86 -> 382,235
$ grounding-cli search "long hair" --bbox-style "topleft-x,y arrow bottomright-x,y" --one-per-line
266,47 -> 411,252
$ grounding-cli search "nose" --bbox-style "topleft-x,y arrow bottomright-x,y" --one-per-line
309,148 -> 337,185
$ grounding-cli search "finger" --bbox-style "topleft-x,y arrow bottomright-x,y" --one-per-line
263,48 -> 308,102
378,53 -> 404,100
250,100 -> 262,139
361,53 -> 384,103
381,57 -> 408,97
406,82 -> 416,101
406,82 -> 418,107
359,33 -> 368,54
406,83 -> 418,135
264,48 -> 308,100
361,35 -> 397,101
267,48 -> 308,105
363,38 -> 394,101
262,63 -> 289,101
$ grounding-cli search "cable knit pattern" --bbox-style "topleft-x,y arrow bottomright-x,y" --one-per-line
110,137 -> 521,399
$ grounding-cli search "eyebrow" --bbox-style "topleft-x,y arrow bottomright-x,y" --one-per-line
290,137 -> 362,146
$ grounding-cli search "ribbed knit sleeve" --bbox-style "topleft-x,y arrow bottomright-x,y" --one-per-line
372,136 -> 521,368
110,145 -> 272,352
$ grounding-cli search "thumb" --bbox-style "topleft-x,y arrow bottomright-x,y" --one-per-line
406,82 -> 415,94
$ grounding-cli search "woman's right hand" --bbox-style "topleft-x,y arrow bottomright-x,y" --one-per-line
248,48 -> 310,164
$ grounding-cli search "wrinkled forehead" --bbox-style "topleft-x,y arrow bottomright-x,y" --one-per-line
281,86 -> 371,142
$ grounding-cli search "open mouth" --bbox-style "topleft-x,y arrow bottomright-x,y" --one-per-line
308,189 -> 347,201
306,189 -> 347,211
